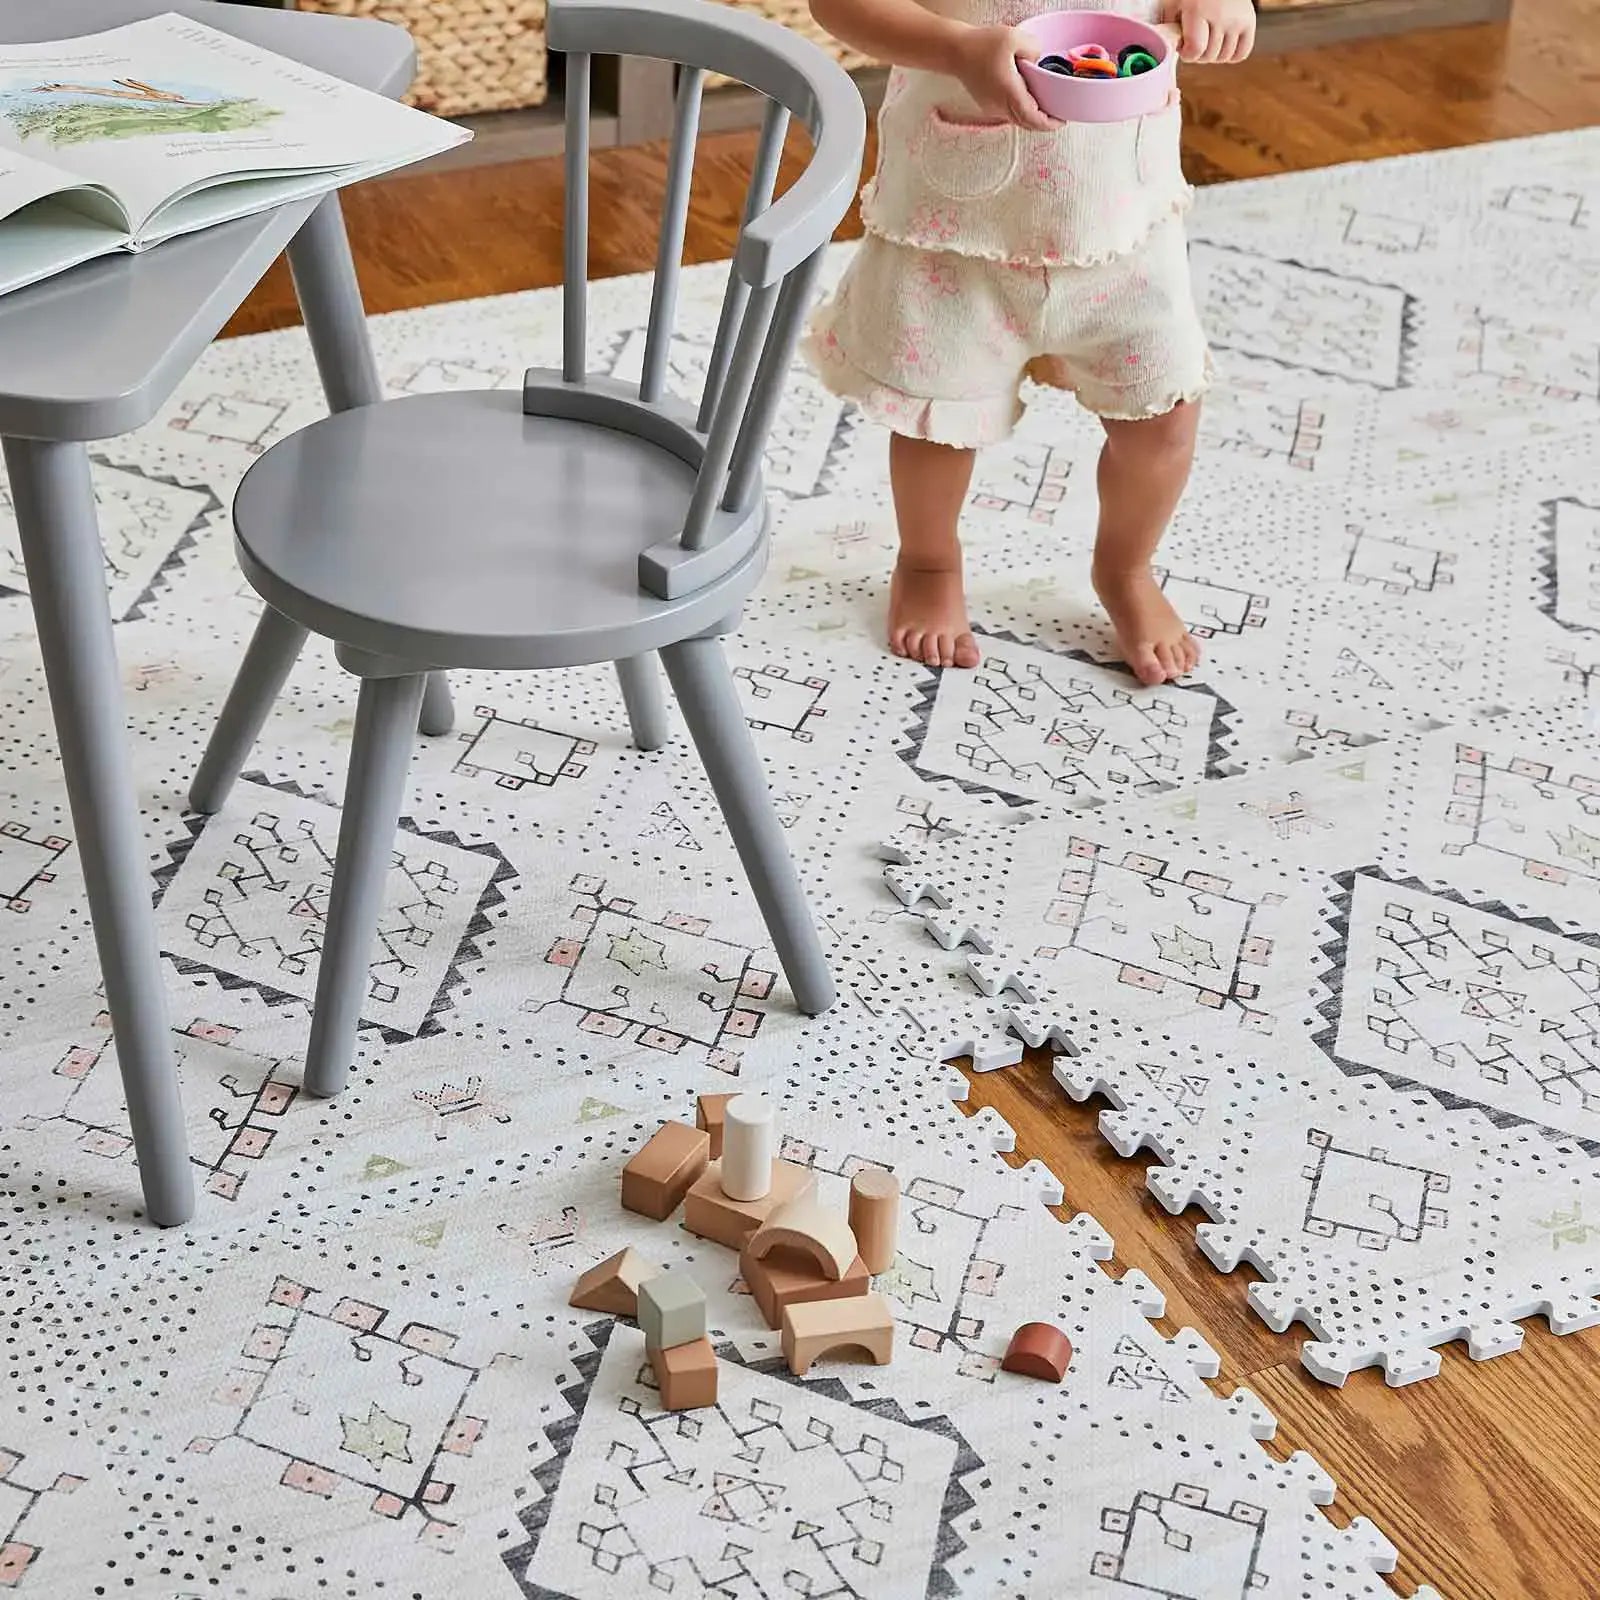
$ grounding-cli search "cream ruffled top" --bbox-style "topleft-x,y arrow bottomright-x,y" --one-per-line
860,0 -> 1191,267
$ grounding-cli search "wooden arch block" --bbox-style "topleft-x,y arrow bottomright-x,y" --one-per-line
746,1200 -> 857,1282
781,1293 -> 894,1377
568,1247 -> 660,1316
1001,1322 -> 1073,1383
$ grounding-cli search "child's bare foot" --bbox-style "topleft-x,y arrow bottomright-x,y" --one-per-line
1092,562 -> 1200,686
889,561 -> 981,669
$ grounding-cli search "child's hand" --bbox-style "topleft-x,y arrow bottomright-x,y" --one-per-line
1170,0 -> 1256,62
948,24 -> 1057,131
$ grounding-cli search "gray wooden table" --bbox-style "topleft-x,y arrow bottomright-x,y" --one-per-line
0,0 -> 414,1227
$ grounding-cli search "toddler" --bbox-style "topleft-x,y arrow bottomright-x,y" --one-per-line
803,0 -> 1254,683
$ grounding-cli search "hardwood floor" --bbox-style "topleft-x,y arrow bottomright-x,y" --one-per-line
224,8 -> 1600,1595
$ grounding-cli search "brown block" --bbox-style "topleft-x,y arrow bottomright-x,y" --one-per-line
695,1092 -> 738,1159
781,1292 -> 894,1377
1001,1322 -> 1073,1383
682,1157 -> 816,1250
740,1243 -> 869,1330
568,1247 -> 660,1316
649,1334 -> 718,1410
848,1167 -> 900,1275
747,1199 -> 858,1282
621,1121 -> 709,1221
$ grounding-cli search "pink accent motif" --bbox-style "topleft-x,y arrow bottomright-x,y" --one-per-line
546,937 -> 581,968
270,1277 -> 310,1308
331,1298 -> 384,1332
904,204 -> 960,246
372,1491 -> 407,1519
914,257 -> 963,302
0,1542 -> 39,1585
399,1323 -> 456,1357
281,1460 -> 338,1498
441,1416 -> 484,1456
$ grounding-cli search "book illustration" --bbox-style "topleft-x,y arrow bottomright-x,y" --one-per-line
0,78 -> 281,147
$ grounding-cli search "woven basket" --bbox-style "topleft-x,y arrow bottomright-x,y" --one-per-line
293,0 -> 548,116
704,0 -> 871,88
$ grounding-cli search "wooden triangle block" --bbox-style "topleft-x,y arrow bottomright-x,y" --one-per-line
569,1247 -> 660,1316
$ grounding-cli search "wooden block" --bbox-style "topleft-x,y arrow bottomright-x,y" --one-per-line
747,1199 -> 857,1281
683,1157 -> 816,1250
568,1247 -> 660,1316
1002,1322 -> 1073,1383
621,1120 -> 709,1221
695,1092 -> 738,1159
848,1167 -> 900,1275
720,1094 -> 776,1201
637,1269 -> 706,1351
781,1293 -> 894,1377
649,1335 -> 718,1411
739,1243 -> 869,1330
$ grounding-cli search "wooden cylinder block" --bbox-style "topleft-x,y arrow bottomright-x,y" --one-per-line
720,1094 -> 776,1202
847,1167 -> 899,1275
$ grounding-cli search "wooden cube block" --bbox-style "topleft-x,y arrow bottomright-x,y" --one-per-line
649,1335 -> 718,1411
637,1269 -> 706,1351
781,1292 -> 894,1377
695,1092 -> 738,1159
621,1120 -> 709,1221
682,1158 -> 816,1250
740,1242 -> 869,1330
568,1247 -> 660,1316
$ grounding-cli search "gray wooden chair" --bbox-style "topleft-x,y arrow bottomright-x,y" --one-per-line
222,0 -> 865,1096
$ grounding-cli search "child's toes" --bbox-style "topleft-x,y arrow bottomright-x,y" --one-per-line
924,633 -> 951,668
953,632 -> 980,669
1129,643 -> 1165,686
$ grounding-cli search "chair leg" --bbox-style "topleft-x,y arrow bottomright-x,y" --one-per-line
304,671 -> 426,1098
615,653 -> 670,751
190,607 -> 309,815
419,671 -> 456,737
659,635 -> 835,1015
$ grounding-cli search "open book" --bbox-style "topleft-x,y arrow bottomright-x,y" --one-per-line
0,12 -> 470,297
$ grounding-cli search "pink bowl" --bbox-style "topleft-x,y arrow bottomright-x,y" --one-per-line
1017,11 -> 1176,124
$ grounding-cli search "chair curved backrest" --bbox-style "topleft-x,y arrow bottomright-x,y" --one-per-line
534,0 -> 866,601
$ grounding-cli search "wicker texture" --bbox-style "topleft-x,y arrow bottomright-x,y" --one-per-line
293,0 -> 548,116
706,0 -> 872,86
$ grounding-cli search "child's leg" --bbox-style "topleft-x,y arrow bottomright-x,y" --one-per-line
888,432 -> 981,670
1091,401 -> 1201,687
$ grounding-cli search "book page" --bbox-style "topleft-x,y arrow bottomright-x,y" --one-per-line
0,13 -> 465,234
0,198 -> 126,296
0,143 -> 118,223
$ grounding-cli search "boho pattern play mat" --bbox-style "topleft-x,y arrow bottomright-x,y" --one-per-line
4,127 -> 1599,1598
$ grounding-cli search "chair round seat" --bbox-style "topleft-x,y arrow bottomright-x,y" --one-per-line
233,388 -> 767,671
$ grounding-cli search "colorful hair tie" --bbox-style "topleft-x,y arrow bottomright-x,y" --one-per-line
1118,47 -> 1160,75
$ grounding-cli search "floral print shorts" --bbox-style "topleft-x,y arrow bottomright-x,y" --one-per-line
802,215 -> 1211,448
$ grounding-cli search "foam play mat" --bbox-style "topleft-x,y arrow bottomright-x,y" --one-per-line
6,126 -> 1599,1596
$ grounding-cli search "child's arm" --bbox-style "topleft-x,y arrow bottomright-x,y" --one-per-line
809,0 -> 1055,129
1166,0 -> 1256,62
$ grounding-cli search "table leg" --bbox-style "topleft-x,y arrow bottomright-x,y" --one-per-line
4,436 -> 193,1227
